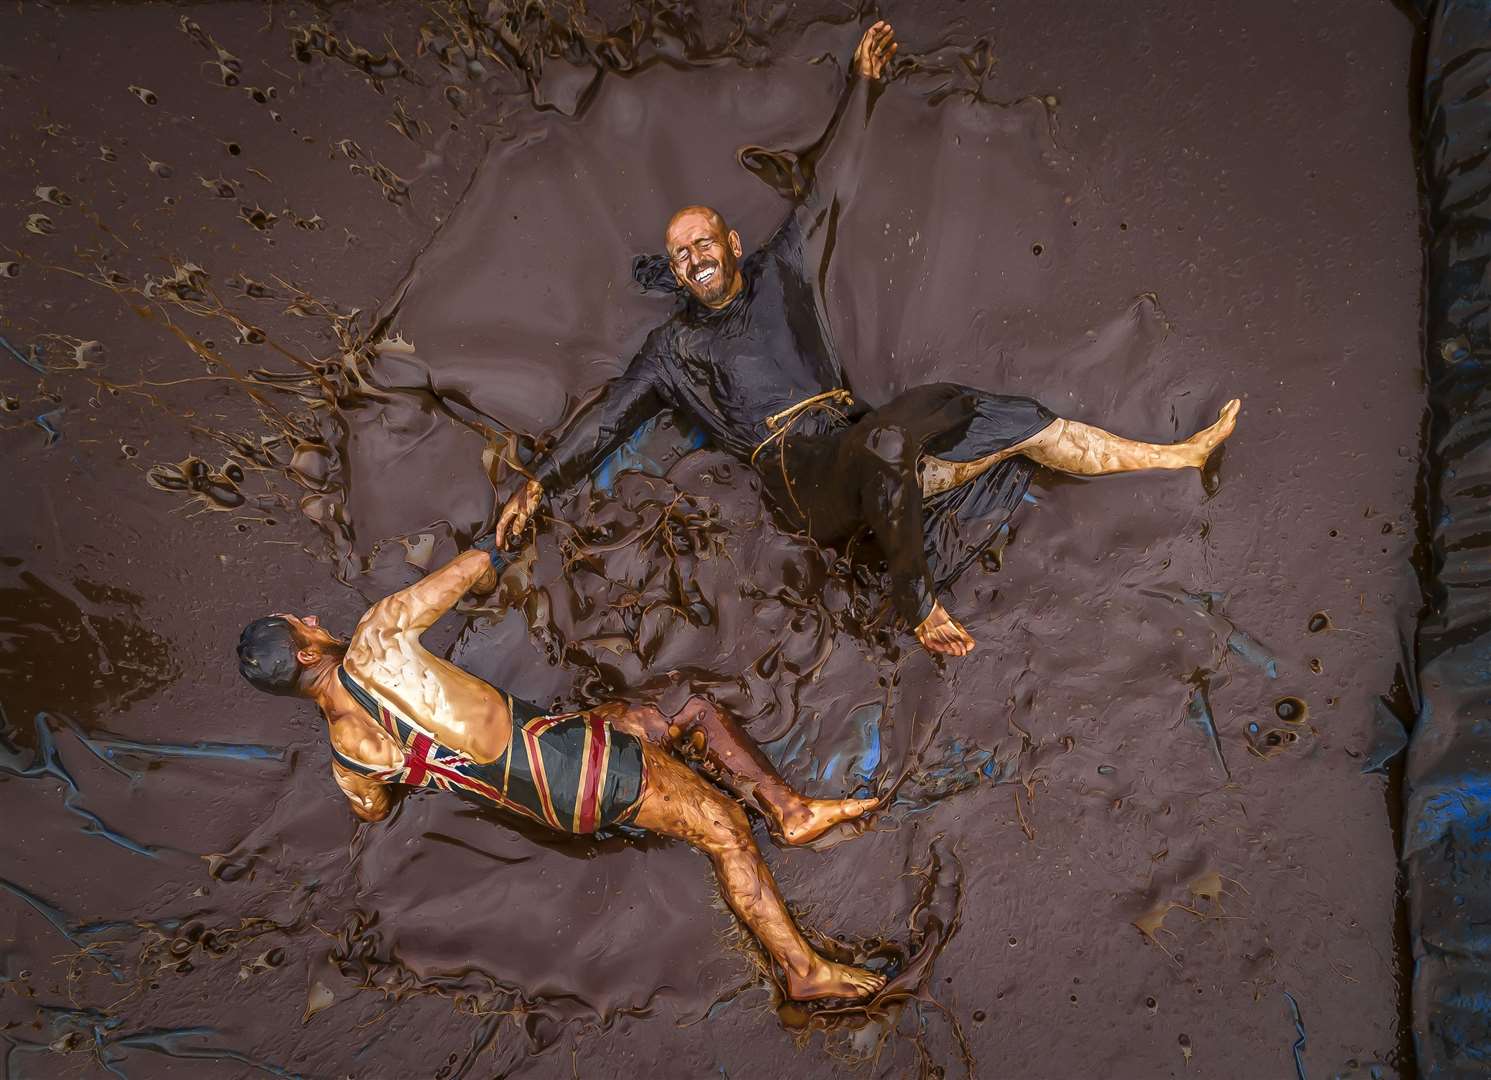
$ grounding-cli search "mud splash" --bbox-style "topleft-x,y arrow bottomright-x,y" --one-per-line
1,1 -> 1422,1076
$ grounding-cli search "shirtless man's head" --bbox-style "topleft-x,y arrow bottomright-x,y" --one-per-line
238,614 -> 343,697
665,205 -> 744,308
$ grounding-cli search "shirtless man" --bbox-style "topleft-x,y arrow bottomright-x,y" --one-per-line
494,20 -> 1240,657
236,546 -> 884,1001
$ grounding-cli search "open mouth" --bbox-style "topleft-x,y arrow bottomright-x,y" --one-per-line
692,265 -> 718,287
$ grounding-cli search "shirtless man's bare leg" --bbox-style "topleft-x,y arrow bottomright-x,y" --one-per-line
607,697 -> 879,847
627,744 -> 884,1001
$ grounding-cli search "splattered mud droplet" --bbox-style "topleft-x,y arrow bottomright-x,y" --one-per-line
24,213 -> 55,235
147,160 -> 173,179
1309,657 -> 1322,674
0,262 -> 19,278
1031,242 -> 1044,256
34,186 -> 71,206
99,145 -> 116,161
239,205 -> 278,230
129,85 -> 158,105
303,980 -> 335,1022
1308,611 -> 1331,632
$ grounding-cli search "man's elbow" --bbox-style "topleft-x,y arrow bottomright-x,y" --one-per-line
351,798 -> 391,823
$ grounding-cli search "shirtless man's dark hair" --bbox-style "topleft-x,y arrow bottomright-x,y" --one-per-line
238,547 -> 884,1002
495,20 -> 1240,657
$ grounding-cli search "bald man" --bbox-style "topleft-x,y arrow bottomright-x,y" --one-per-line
497,21 -> 1238,655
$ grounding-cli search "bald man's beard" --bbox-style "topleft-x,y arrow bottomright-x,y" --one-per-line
683,255 -> 735,306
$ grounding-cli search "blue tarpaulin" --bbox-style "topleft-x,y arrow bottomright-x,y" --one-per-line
1407,1 -> 1491,1073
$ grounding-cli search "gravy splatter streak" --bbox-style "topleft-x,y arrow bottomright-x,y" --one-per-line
0,1 -> 1422,1076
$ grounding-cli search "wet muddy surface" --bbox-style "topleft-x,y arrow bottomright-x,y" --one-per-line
1,2 -> 1423,1076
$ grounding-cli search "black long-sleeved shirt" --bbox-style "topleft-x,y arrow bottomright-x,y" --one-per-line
532,74 -> 880,495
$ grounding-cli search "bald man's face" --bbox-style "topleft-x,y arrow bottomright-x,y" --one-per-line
666,207 -> 743,307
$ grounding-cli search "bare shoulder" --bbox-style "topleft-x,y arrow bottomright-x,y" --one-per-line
344,598 -> 410,671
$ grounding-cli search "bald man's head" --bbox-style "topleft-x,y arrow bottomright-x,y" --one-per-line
665,205 -> 744,307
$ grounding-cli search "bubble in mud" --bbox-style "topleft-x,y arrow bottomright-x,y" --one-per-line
972,1010 -> 986,1022
34,186 -> 70,206
1145,996 -> 1158,1012
1308,611 -> 1331,632
225,462 -> 244,483
225,141 -> 242,156
121,443 -> 137,458
24,213 -> 55,235
0,262 -> 19,278
147,159 -> 173,179
1,396 -> 18,412
1032,243 -> 1044,256
1275,697 -> 1307,723
1309,657 -> 1323,674
129,85 -> 158,105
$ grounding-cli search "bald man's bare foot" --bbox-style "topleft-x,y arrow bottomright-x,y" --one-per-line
1182,399 -> 1240,466
915,601 -> 975,656
775,795 -> 881,846
786,956 -> 886,1002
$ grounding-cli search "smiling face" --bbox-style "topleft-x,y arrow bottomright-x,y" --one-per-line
665,206 -> 743,307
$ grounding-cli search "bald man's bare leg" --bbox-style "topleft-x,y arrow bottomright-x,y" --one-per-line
920,399 -> 1240,496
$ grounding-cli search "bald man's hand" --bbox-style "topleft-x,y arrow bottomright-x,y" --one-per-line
495,479 -> 543,549
853,20 -> 897,81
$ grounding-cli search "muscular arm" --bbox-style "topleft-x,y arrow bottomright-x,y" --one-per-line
375,549 -> 498,638
768,21 -> 896,248
333,761 -> 396,823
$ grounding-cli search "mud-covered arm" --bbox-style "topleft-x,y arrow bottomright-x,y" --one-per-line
376,550 -> 498,637
333,760 -> 397,823
529,332 -> 672,495
782,21 -> 896,242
